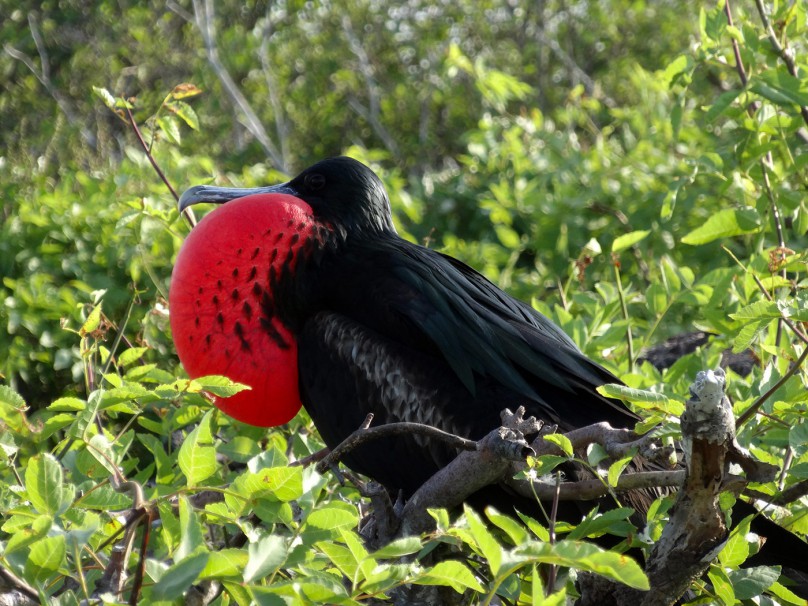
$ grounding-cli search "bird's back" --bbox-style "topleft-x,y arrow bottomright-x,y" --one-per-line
296,234 -> 636,494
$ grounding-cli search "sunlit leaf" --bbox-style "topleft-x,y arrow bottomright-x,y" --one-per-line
681,208 -> 760,245
151,552 -> 209,600
178,410 -> 217,486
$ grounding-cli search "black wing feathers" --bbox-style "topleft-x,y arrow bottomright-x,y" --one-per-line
300,235 -> 636,439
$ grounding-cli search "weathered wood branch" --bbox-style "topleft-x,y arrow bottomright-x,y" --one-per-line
320,368 -> 786,605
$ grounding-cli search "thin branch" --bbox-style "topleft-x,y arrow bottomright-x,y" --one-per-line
316,420 -> 478,475
258,8 -> 291,172
124,106 -> 197,228
724,1 -> 750,88
3,15 -> 96,150
187,0 -> 286,171
753,0 -> 808,129
774,478 -> 808,506
724,0 -> 792,360
747,271 -> 808,346
0,565 -> 39,604
341,15 -> 400,156
612,257 -> 636,371
737,343 -> 808,427
507,469 -> 685,503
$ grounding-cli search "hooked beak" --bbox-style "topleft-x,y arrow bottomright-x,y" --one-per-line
178,183 -> 299,212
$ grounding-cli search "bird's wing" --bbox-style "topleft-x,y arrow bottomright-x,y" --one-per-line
297,310 -> 513,493
302,236 -> 635,431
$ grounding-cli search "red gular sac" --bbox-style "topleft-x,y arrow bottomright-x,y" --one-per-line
170,194 -> 319,426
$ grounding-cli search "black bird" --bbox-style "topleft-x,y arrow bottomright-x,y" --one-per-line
171,156 -> 633,492
170,156 -> 807,584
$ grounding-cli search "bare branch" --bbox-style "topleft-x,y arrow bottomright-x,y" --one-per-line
506,469 -> 685,503
258,8 -> 291,172
775,479 -> 808,507
399,426 -> 528,536
316,420 -> 478,476
188,0 -> 286,171
0,565 -> 39,605
341,15 -> 400,156
3,14 -> 96,150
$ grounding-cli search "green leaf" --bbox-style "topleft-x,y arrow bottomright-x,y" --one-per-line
789,423 -> 808,459
199,548 -> 248,580
118,347 -> 149,367
190,375 -> 251,398
768,580 -> 806,606
26,454 -> 66,516
48,397 -> 86,411
732,315 -> 775,352
137,433 -> 174,484
158,115 -> 181,144
518,540 -> 649,589
718,515 -> 752,568
681,208 -> 760,245
168,100 -> 200,130
730,300 -> 781,322
612,230 -> 651,253
26,535 -> 66,583
318,541 -> 360,580
176,496 -> 207,562
751,74 -> 808,107
567,508 -> 635,541
69,389 -> 102,440
0,385 -> 29,433
80,303 -> 103,336
416,560 -> 485,594
151,552 -> 209,601
608,455 -> 634,487
0,384 -> 26,411
708,566 -> 735,605
726,565 -> 780,600
464,504 -> 502,574
339,528 -> 375,583
5,515 -> 52,555
371,536 -> 423,559
92,86 -> 117,109
307,506 -> 359,532
244,535 -> 287,583
485,508 -> 529,545
516,511 -> 551,542
259,466 -> 303,502
543,433 -> 574,457
178,410 -> 217,486
526,454 -> 568,476
705,89 -> 742,122
597,383 -> 683,416
85,433 -> 119,474
661,54 -> 690,86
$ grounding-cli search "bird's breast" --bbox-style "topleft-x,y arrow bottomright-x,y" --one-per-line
170,193 -> 329,427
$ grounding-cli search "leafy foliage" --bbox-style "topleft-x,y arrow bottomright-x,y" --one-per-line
1,0 -> 807,603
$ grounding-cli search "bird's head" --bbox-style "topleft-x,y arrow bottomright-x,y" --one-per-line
179,156 -> 396,237
171,157 -> 396,428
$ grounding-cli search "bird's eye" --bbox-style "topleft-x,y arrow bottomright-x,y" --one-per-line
305,173 -> 326,191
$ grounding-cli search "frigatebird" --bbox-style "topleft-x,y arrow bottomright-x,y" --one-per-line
170,156 -> 807,580
170,156 -> 635,493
